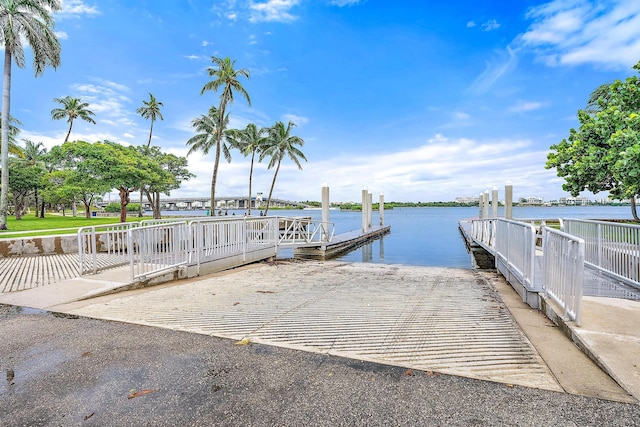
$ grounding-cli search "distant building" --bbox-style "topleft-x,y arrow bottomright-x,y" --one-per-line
455,196 -> 479,204
521,196 -> 544,206
559,196 -> 590,206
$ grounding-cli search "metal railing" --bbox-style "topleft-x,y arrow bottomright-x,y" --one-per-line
562,219 -> 640,289
542,226 -> 585,325
77,222 -> 139,274
494,219 -> 538,292
129,221 -> 191,280
80,216 -> 330,281
278,217 -> 335,245
190,216 -> 278,271
470,218 -> 497,249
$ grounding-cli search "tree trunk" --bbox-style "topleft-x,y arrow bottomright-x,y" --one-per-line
34,189 -> 39,217
84,201 -> 91,219
138,183 -> 144,217
40,200 -> 45,218
153,190 -> 161,219
0,49 -> 13,230
264,159 -> 282,216
119,186 -> 130,223
64,121 -> 73,144
631,196 -> 639,221
248,151 -> 255,215
72,198 -> 77,217
210,139 -> 221,216
14,195 -> 21,220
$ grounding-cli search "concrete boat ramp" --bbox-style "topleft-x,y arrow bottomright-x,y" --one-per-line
0,259 -> 634,403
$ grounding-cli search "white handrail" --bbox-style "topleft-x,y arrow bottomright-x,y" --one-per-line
542,226 -> 585,325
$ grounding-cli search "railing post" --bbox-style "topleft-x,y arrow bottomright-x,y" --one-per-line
597,222 -> 602,268
322,184 -> 330,242
91,227 -> 97,274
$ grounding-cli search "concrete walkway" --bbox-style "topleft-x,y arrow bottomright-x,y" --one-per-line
1,259 -> 637,404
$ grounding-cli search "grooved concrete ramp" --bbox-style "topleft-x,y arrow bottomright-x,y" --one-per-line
67,261 -> 562,392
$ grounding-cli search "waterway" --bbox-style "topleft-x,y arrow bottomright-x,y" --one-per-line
161,206 -> 635,269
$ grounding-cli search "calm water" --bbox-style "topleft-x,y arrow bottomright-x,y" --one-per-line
162,206 -> 635,269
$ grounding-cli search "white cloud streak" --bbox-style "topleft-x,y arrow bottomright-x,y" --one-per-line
520,0 -> 640,69
249,0 -> 300,23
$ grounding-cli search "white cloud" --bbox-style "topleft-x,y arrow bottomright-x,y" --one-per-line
57,0 -> 100,18
519,0 -> 640,69
467,46 -> 518,94
282,113 -> 308,126
330,0 -> 362,6
509,101 -> 545,113
467,21 -> 476,28
249,0 -> 300,23
55,31 -> 68,40
454,111 -> 471,120
481,19 -> 501,31
169,133 -> 566,203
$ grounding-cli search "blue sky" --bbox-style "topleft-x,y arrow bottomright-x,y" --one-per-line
11,0 -> 640,202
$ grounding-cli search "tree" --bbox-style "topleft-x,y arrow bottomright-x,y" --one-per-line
51,96 -> 96,143
137,146 -> 194,219
47,141 -> 114,219
199,56 -> 251,211
0,113 -> 24,156
135,93 -> 164,216
546,61 -> 640,219
225,123 -> 268,215
0,0 -> 62,230
8,157 -> 44,219
186,106 -> 230,214
137,93 -> 164,147
260,121 -> 307,215
20,140 -> 46,217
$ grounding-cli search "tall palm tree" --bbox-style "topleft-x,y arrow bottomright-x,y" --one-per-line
0,113 -> 24,157
200,56 -> 251,209
260,121 -> 307,215
0,0 -> 61,230
226,123 -> 267,215
20,139 -> 46,217
136,93 -> 164,216
137,92 -> 164,147
186,106 -> 230,214
51,96 -> 96,143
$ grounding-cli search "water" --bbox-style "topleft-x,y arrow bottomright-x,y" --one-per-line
160,205 -> 636,268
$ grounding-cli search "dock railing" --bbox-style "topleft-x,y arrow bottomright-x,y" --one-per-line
471,218 -> 497,249
190,216 -> 278,271
494,219 -> 538,292
542,226 -> 585,325
562,219 -> 640,289
78,222 -> 140,274
78,216 -> 305,281
129,221 -> 191,280
278,216 -> 335,245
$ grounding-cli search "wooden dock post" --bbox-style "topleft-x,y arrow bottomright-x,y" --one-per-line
379,193 -> 384,226
492,186 -> 498,218
362,187 -> 369,233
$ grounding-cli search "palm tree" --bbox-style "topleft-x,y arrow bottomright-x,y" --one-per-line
51,96 -> 96,143
0,113 -> 24,157
200,56 -> 251,209
20,140 -> 46,217
225,123 -> 268,215
0,0 -> 61,230
136,93 -> 164,216
137,92 -> 164,147
260,121 -> 307,215
186,107 -> 230,214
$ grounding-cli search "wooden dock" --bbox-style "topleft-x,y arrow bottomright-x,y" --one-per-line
293,225 -> 390,259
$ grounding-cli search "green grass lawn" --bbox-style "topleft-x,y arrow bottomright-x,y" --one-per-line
0,214 -> 145,239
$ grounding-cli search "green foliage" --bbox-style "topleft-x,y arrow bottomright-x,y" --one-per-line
104,202 -> 121,213
547,60 -> 640,202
